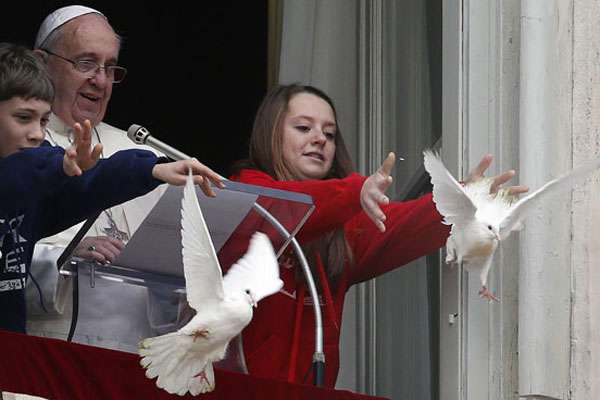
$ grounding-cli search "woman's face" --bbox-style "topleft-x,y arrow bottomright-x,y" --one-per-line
281,93 -> 336,180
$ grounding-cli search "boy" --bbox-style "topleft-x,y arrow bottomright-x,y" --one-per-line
0,42 -> 222,333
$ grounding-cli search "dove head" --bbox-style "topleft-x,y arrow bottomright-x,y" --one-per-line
243,288 -> 258,308
474,216 -> 501,242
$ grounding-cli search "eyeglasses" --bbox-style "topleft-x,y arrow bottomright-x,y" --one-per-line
42,49 -> 127,83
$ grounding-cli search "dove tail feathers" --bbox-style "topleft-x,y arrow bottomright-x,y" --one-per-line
139,332 -> 182,378
139,332 -> 211,395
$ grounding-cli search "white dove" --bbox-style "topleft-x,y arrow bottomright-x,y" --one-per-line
423,149 -> 600,302
139,171 -> 283,396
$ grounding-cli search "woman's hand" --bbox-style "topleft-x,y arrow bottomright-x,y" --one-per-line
465,153 -> 529,195
360,152 -> 396,232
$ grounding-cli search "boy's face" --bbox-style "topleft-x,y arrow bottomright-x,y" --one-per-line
0,97 -> 50,158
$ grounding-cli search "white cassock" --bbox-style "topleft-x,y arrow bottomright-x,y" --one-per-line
25,114 -> 179,352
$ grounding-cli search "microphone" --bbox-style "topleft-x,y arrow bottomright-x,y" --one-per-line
127,124 -> 191,161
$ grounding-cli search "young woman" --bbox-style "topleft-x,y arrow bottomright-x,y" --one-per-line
230,84 -> 526,387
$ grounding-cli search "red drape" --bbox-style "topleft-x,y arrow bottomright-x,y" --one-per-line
0,330 -> 387,400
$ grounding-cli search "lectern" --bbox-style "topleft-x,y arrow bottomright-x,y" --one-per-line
58,180 -> 323,379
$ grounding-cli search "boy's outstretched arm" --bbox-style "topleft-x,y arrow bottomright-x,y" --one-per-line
152,158 -> 224,197
62,119 -> 224,197
63,120 -> 103,176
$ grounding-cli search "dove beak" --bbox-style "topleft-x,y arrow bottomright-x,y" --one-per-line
251,295 -> 258,308
494,232 -> 501,241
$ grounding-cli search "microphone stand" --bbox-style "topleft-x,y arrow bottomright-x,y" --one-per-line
127,125 -> 325,386
252,203 -> 325,386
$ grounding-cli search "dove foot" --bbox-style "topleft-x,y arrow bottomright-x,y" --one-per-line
192,329 -> 210,341
445,256 -> 460,269
195,370 -> 209,384
479,286 -> 499,302
193,368 -> 215,392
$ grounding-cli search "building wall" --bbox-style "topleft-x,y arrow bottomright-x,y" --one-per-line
518,1 -> 573,397
447,1 -> 600,398
571,1 -> 600,398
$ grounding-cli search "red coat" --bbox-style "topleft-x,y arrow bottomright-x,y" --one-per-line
230,169 -> 449,387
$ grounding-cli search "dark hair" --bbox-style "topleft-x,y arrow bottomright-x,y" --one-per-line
0,42 -> 54,103
237,83 -> 355,280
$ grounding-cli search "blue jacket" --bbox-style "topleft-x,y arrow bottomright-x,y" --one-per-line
0,144 -> 161,333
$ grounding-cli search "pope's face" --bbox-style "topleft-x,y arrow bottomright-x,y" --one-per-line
44,14 -> 120,127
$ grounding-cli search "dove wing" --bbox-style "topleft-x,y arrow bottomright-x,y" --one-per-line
423,150 -> 478,226
500,157 -> 600,238
181,171 -> 225,311
222,232 -> 283,302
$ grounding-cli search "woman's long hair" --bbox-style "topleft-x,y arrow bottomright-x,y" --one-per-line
234,84 -> 355,281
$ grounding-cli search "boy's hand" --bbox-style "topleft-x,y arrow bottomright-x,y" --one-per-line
152,158 -> 224,197
63,119 -> 103,176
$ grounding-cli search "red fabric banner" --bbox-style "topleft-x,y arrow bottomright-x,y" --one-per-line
0,330 -> 387,400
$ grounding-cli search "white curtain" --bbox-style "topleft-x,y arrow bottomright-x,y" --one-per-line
375,1 -> 440,399
278,0 -> 360,391
279,0 -> 360,160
